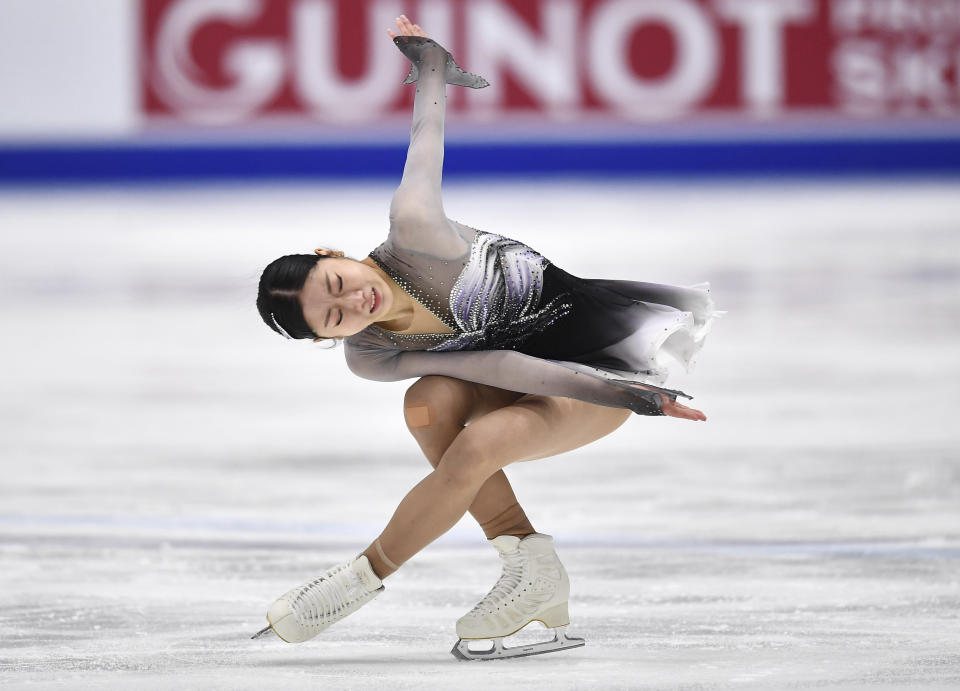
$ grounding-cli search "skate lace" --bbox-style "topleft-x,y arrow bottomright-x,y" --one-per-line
291,562 -> 364,626
469,550 -> 524,616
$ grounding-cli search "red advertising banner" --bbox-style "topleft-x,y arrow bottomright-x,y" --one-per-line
141,0 -> 960,128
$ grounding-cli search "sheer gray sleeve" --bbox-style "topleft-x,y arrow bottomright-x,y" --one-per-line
387,37 -> 486,258
344,344 -> 692,416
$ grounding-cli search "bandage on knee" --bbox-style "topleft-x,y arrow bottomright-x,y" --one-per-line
480,502 -> 535,540
404,405 -> 431,428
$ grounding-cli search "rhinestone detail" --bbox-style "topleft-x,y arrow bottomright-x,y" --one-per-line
364,229 -> 572,352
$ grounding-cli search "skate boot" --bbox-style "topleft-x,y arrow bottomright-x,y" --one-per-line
451,533 -> 585,660
252,555 -> 384,643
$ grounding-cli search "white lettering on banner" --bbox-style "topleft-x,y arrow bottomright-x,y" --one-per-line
893,43 -> 952,110
153,0 -> 285,124
587,0 -> 719,118
293,0 -> 402,122
146,0 -> 959,123
834,40 -> 957,114
831,0 -> 960,114
833,40 -> 888,114
465,0 -> 578,117
832,0 -> 960,33
716,0 -> 815,114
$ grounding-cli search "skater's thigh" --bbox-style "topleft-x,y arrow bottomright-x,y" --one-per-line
454,395 -> 632,467
403,376 -> 524,430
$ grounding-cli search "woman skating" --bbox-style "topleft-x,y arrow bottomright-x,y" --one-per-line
254,15 -> 722,660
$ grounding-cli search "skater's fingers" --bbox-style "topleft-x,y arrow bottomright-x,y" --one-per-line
671,401 -> 702,416
679,404 -> 706,421
392,14 -> 430,38
662,400 -> 706,421
395,15 -> 417,37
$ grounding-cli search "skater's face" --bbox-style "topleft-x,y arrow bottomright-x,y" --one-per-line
300,257 -> 395,338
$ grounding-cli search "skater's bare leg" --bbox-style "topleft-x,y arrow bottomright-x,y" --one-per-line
404,376 -> 535,535
366,377 -> 535,578
362,394 -> 632,577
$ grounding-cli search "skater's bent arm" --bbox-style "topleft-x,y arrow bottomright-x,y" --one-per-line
345,345 -> 683,417
388,41 -> 466,257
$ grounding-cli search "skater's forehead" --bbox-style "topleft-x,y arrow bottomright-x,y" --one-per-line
305,261 -> 342,298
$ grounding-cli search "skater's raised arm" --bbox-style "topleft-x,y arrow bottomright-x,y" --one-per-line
345,343 -> 704,419
387,17 -> 484,258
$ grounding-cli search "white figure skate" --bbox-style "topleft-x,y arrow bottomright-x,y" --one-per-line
252,555 -> 384,643
452,533 -> 585,661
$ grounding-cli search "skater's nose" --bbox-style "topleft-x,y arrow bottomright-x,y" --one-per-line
326,288 -> 366,314
311,289 -> 367,331
342,288 -> 365,310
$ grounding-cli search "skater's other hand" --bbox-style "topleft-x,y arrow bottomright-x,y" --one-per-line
387,15 -> 428,39
623,381 -> 707,421
660,397 -> 707,422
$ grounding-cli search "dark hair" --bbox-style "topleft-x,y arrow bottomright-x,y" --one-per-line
257,254 -> 328,339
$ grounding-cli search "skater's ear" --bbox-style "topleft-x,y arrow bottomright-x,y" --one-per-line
312,336 -> 340,349
314,248 -> 345,258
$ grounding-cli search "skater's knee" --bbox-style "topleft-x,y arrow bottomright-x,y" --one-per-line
436,430 -> 500,488
404,376 -> 473,431
435,456 -> 490,492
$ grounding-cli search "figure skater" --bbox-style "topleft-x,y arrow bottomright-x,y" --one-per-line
253,15 -> 722,660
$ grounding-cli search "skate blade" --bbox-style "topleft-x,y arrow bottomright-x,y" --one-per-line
451,625 -> 585,661
250,625 -> 276,640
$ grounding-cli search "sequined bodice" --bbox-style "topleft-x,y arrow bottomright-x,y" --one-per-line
365,234 -> 465,350
356,225 -> 572,353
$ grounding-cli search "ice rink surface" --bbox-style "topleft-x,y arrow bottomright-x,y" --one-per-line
1,180 -> 958,690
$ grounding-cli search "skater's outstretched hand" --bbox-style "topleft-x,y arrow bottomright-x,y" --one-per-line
660,397 -> 707,422
387,14 -> 428,39
623,382 -> 707,421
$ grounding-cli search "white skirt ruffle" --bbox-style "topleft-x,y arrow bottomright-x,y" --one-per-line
597,282 -> 724,386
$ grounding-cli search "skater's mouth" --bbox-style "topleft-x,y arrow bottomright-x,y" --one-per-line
369,288 -> 379,315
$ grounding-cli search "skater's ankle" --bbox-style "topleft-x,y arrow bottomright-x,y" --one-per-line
480,502 -> 535,540
362,539 -> 401,580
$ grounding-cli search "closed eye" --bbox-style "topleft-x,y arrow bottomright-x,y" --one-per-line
336,310 -> 343,326
338,275 -> 343,293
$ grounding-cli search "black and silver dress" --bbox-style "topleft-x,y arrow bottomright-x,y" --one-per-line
344,37 -> 722,416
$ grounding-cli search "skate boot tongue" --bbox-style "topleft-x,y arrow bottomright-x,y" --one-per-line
351,555 -> 383,592
516,533 -> 554,554
489,535 -> 521,554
